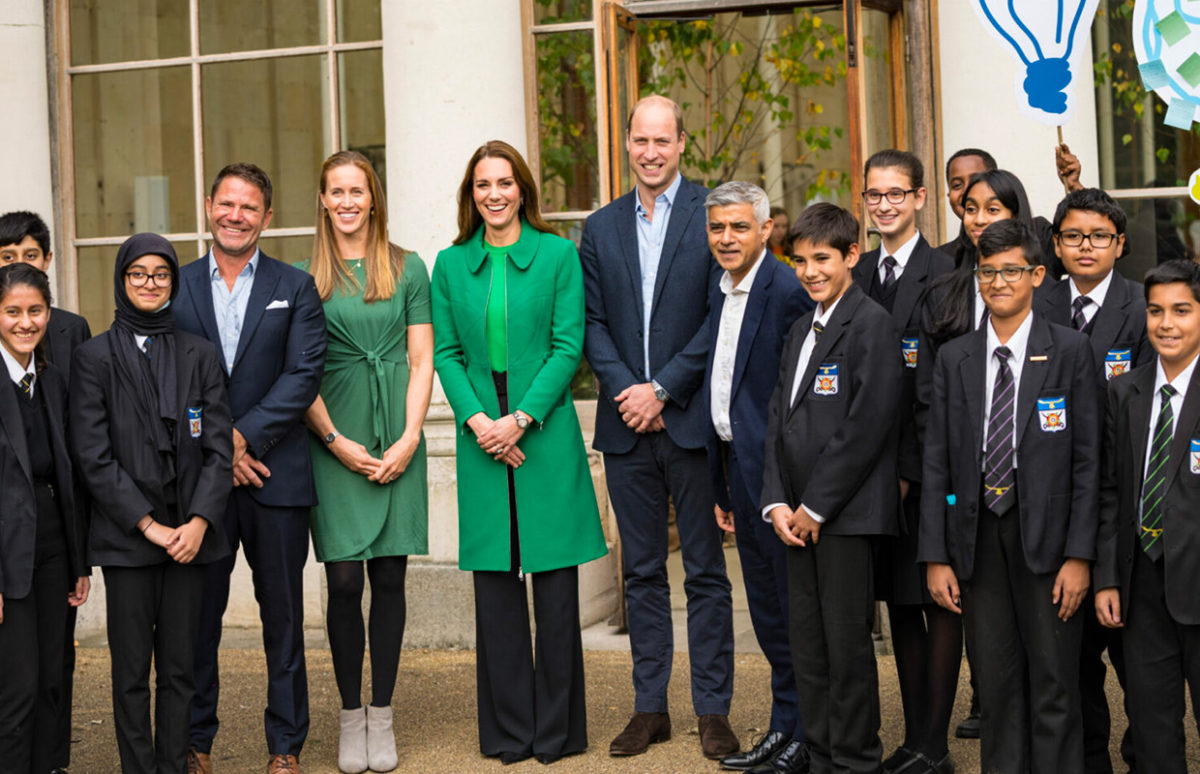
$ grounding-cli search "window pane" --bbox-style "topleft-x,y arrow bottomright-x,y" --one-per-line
69,0 -> 190,66
536,31 -> 600,212
202,56 -> 326,230
72,67 -> 196,238
339,0 -> 382,42
1111,195 -> 1197,273
340,50 -> 387,190
255,235 -> 319,267
861,9 -> 896,157
200,0 -> 321,55
533,0 -> 593,24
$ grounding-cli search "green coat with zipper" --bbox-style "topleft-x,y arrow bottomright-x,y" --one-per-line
432,222 -> 607,573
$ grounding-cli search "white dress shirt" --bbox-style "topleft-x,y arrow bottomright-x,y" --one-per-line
711,250 -> 768,442
981,310 -> 1034,469
878,230 -> 921,285
1,344 -> 36,397
1143,354 -> 1198,484
1068,270 -> 1113,329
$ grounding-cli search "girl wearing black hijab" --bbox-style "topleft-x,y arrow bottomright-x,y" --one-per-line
0,263 -> 89,774
69,233 -> 232,774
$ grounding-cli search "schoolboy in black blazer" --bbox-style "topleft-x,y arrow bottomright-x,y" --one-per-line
1095,260 -> 1200,772
762,203 -> 901,774
920,219 -> 1098,774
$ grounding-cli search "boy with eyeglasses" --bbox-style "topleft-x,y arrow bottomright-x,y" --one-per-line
1036,187 -> 1149,773
920,218 -> 1098,773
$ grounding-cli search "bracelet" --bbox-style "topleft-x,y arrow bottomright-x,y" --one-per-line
140,520 -> 153,533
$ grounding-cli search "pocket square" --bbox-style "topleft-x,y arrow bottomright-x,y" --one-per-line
265,299 -> 289,310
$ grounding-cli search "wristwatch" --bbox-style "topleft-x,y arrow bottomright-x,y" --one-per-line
324,430 -> 341,445
652,380 -> 669,402
513,412 -> 530,430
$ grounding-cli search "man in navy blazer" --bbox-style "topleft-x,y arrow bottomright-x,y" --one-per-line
172,163 -> 326,774
702,182 -> 813,773
581,95 -> 736,760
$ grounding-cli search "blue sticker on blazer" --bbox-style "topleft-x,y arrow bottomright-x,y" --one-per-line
1104,349 -> 1132,381
813,363 -> 839,396
1037,397 -> 1066,433
901,338 -> 919,368
188,407 -> 202,438
1191,439 -> 1200,475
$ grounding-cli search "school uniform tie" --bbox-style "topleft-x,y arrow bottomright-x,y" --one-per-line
881,255 -> 898,290
984,346 -> 1017,516
1071,296 -> 1092,330
1141,384 -> 1177,561
142,336 -> 153,359
18,373 -> 33,399
812,321 -> 824,340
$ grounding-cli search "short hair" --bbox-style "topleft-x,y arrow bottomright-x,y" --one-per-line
864,149 -> 924,189
1051,187 -> 1128,235
1144,259 -> 1200,305
769,205 -> 789,220
209,162 -> 274,211
626,95 -> 684,137
787,203 -> 859,256
0,211 -> 50,255
705,181 -> 770,224
946,148 -> 998,179
977,219 -> 1042,266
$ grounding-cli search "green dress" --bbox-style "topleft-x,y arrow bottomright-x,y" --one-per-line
305,254 -> 431,562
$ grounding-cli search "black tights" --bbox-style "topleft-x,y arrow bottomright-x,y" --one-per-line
325,556 -> 409,709
888,602 -> 963,758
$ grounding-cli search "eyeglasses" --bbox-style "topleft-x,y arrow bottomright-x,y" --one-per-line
974,265 -> 1038,284
1056,230 -> 1117,248
861,188 -> 918,206
125,270 -> 173,287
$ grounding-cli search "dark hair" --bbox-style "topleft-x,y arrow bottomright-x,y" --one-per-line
0,210 -> 51,255
209,162 -> 274,211
1144,259 -> 1200,305
786,203 -> 859,256
1051,187 -> 1127,235
865,149 -> 924,189
769,205 -> 789,219
962,170 -> 1035,229
977,219 -> 1042,266
0,263 -> 53,374
945,148 -> 998,179
453,140 -> 556,245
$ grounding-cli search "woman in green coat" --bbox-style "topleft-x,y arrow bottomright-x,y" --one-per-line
432,140 -> 606,764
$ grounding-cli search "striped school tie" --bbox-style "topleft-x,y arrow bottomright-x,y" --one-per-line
1071,296 -> 1092,330
1140,384 -> 1177,561
983,346 -> 1016,516
881,255 -> 898,291
18,373 -> 33,398
812,321 -> 824,340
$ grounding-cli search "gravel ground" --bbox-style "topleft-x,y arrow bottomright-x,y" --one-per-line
64,647 -> 1178,773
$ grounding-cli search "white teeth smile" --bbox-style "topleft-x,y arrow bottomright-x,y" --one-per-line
486,204 -> 507,212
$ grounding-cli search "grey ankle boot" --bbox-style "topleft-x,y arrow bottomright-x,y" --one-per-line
338,707 -> 368,774
366,704 -> 398,771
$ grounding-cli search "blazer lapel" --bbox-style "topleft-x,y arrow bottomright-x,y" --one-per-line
231,257 -> 281,372
0,381 -> 32,482
1088,275 -> 1131,358
1128,367 -> 1155,487
187,262 -> 221,344
649,179 -> 701,315
852,250 -> 879,287
892,238 -> 929,330
1016,315 -> 1054,448
958,330 -> 987,463
1165,364 -> 1200,491
1040,280 -> 1072,328
731,256 -> 773,393
615,193 -> 645,329
788,286 -> 859,417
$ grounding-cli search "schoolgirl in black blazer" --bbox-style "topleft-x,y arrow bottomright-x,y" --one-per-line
69,233 -> 232,774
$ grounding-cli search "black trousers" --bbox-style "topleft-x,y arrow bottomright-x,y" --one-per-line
1123,548 -> 1200,774
961,507 -> 1083,774
0,546 -> 70,774
786,534 -> 881,774
105,562 -> 206,774
1079,588 -> 1134,773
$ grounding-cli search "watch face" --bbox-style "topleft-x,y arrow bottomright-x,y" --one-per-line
325,432 -> 337,444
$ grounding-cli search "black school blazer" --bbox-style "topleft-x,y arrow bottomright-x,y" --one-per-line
0,363 -> 87,599
1096,362 -> 1200,624
919,313 -> 1100,579
760,283 -> 902,536
69,330 -> 233,568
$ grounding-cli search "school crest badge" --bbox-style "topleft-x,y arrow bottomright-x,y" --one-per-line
1037,396 -> 1067,433
1191,439 -> 1200,475
188,407 -> 203,438
813,363 -> 839,396
1104,349 -> 1131,381
901,338 -> 919,369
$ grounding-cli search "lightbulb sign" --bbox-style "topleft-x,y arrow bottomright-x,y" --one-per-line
1132,1 -> 1200,133
970,0 -> 1102,125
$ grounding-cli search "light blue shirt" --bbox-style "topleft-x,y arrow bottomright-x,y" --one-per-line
634,172 -> 682,379
208,249 -> 259,372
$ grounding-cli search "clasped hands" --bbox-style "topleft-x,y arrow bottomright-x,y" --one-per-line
139,514 -> 209,564
615,383 -> 665,433
328,431 -> 420,484
467,412 -> 527,467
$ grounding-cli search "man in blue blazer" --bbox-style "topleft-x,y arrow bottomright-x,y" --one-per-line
702,182 -> 813,773
172,163 -> 326,774
581,95 -> 736,760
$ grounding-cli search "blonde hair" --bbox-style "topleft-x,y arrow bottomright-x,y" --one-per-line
310,150 -> 407,302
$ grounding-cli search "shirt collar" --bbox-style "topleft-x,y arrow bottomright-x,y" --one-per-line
635,172 -> 683,216
815,291 -> 845,327
1154,352 -> 1199,400
0,344 -> 35,390
985,309 -> 1034,364
720,249 -> 768,296
1068,269 -> 1113,308
208,248 -> 260,280
882,230 -> 921,269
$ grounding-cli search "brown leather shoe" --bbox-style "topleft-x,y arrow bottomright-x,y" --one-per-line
267,754 -> 300,774
609,711 -> 671,756
699,714 -> 740,760
187,749 -> 212,774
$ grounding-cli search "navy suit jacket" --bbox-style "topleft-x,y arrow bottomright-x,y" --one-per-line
705,255 -> 813,512
43,306 -> 91,382
174,253 -> 326,508
581,177 -> 721,453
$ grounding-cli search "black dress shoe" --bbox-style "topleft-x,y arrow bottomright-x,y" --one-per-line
720,730 -> 790,771
909,751 -> 955,773
954,709 -> 980,739
498,750 -> 533,764
747,740 -> 810,773
882,746 -> 919,772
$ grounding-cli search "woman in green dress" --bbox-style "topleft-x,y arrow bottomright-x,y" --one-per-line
432,140 -> 607,764
303,151 -> 433,774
